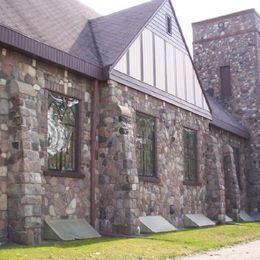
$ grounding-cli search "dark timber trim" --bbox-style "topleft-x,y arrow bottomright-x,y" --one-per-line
110,70 -> 212,120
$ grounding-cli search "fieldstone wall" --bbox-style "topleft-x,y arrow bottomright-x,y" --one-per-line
39,72 -> 92,224
223,144 -> 240,220
7,76 -> 43,244
205,134 -> 225,223
0,46 -> 93,244
0,56 -> 8,242
193,9 -> 260,210
207,125 -> 247,220
98,80 -> 210,231
98,81 -> 140,235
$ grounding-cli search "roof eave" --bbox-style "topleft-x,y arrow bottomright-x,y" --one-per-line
0,24 -> 106,80
210,119 -> 250,139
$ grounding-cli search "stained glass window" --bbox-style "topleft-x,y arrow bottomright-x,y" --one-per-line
47,91 -> 79,172
136,112 -> 155,177
183,128 -> 197,181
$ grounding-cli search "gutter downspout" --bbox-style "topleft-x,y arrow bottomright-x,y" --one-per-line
90,79 -> 99,227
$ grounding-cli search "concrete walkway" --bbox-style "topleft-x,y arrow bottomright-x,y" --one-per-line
178,240 -> 260,260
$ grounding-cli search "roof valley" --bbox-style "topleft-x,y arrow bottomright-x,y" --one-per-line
88,20 -> 104,67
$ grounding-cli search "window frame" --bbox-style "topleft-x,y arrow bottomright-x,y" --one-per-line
135,111 -> 159,183
220,65 -> 232,98
166,14 -> 172,35
44,89 -> 84,179
182,127 -> 199,185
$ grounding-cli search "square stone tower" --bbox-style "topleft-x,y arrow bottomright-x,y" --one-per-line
192,9 -> 260,211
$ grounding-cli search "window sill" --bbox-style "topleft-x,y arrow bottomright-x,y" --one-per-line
139,176 -> 160,184
183,180 -> 202,186
44,170 -> 85,179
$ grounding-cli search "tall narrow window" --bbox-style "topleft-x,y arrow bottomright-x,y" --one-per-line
220,65 -> 232,97
136,112 -> 155,177
47,91 -> 79,172
166,15 -> 172,35
183,128 -> 197,182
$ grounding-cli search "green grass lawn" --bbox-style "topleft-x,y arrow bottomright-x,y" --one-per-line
1,223 -> 260,260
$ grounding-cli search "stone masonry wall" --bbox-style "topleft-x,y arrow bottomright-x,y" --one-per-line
207,125 -> 247,220
193,10 -> 260,210
98,80 -> 210,231
0,46 -> 93,244
205,134 -> 225,223
223,144 -> 241,220
39,66 -> 92,224
98,82 -> 140,235
0,53 -> 9,242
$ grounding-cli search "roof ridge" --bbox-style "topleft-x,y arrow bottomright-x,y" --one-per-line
74,0 -> 101,17
89,0 -> 166,67
90,0 -> 165,21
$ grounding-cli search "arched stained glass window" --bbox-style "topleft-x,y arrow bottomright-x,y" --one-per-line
48,91 -> 79,172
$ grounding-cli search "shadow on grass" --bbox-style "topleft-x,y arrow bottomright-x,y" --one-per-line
0,237 -> 123,251
1,223 -> 259,252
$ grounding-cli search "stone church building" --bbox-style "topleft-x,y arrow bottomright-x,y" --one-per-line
0,0 -> 258,244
